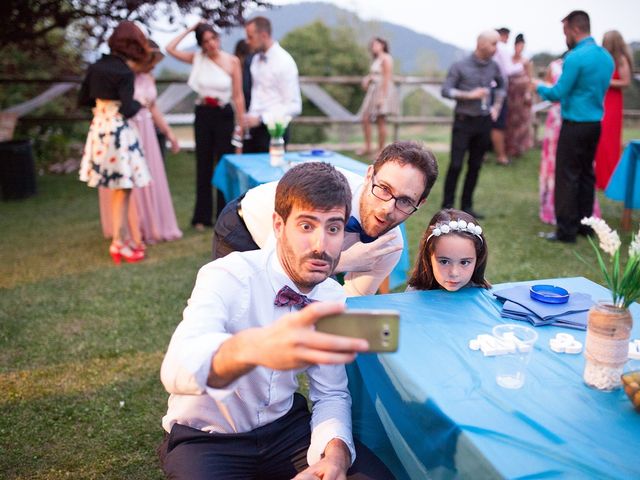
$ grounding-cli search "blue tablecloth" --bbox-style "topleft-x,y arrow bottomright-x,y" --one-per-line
605,140 -> 640,209
346,277 -> 640,479
212,152 -> 410,289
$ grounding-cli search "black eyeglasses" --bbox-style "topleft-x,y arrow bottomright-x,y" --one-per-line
371,177 -> 419,215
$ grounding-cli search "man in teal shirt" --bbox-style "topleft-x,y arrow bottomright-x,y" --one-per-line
536,10 -> 614,243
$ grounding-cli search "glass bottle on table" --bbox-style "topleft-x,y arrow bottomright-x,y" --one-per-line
583,301 -> 632,391
269,135 -> 285,167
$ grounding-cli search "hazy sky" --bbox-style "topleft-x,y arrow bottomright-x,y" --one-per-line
269,0 -> 639,55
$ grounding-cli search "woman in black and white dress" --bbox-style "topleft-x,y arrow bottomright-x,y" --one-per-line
78,21 -> 151,264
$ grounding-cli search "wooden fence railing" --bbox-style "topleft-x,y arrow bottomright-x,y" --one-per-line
2,75 -> 639,147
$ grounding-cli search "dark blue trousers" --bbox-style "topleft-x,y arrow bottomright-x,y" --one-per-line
158,393 -> 394,479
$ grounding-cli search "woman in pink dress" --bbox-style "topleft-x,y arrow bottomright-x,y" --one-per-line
539,56 -> 600,224
99,43 -> 182,250
594,30 -> 633,190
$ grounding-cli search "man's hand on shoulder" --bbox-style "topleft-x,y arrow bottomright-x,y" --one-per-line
336,234 -> 402,273
293,438 -> 351,480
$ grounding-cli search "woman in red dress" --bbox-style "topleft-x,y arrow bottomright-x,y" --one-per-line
594,30 -> 633,190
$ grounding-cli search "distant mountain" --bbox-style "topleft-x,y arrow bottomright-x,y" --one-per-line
156,1 -> 467,76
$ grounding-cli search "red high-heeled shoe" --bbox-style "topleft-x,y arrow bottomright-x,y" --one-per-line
128,241 -> 146,255
109,242 -> 145,265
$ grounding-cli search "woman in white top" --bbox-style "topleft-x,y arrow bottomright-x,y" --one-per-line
166,22 -> 246,231
358,37 -> 398,159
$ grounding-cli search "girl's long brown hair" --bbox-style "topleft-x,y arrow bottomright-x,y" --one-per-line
407,209 -> 490,290
602,30 -> 634,72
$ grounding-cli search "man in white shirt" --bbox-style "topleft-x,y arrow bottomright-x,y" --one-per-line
213,141 -> 439,296
242,16 -> 302,152
491,27 -> 524,166
159,162 -> 393,479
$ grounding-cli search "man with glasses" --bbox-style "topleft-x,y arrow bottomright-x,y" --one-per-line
212,141 -> 439,296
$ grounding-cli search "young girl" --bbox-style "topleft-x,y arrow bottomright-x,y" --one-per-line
407,209 -> 490,291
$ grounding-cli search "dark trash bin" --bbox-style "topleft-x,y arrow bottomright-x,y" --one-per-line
0,139 -> 37,200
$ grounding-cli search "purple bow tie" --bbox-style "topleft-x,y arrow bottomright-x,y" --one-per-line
274,285 -> 315,309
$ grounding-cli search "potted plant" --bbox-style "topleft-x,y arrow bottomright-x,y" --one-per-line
580,217 -> 640,390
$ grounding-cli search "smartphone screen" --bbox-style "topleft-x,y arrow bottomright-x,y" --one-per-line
315,310 -> 399,352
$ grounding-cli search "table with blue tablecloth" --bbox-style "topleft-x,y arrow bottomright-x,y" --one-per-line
212,151 -> 410,289
346,277 -> 640,479
605,140 -> 640,230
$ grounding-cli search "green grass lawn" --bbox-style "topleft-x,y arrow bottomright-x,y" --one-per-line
1,145 -> 637,478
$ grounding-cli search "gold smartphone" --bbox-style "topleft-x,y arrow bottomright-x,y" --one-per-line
315,310 -> 400,353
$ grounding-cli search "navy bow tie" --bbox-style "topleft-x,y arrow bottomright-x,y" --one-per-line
345,216 -> 377,244
274,285 -> 315,309
258,53 -> 267,62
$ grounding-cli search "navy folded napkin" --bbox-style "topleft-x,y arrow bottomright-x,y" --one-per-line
501,300 -> 588,330
493,285 -> 594,330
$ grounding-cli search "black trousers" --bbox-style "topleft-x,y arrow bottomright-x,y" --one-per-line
192,104 -> 234,226
555,120 -> 601,240
158,393 -> 395,480
212,196 -> 260,259
442,114 -> 492,210
242,124 -> 291,153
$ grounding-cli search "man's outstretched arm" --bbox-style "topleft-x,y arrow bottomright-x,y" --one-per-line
207,302 -> 369,388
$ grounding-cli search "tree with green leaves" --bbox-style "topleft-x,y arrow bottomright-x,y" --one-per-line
282,21 -> 369,113
280,21 -> 369,143
0,0 -> 268,49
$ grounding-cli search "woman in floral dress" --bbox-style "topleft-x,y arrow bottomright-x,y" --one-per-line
78,21 -> 151,263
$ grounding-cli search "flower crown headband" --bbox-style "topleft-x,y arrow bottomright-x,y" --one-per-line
427,219 -> 484,243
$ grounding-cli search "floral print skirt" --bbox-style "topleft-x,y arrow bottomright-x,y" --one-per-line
79,99 -> 151,189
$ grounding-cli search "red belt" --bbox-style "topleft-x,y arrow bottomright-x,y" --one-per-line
202,97 -> 221,108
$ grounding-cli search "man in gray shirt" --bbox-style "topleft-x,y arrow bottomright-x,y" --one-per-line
441,30 -> 505,219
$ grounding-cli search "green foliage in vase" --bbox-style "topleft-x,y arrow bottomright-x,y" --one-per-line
579,217 -> 640,309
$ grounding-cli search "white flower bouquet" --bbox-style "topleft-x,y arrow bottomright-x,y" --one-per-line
580,217 -> 640,309
263,113 -> 292,139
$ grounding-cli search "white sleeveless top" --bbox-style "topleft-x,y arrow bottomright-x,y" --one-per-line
187,51 -> 232,104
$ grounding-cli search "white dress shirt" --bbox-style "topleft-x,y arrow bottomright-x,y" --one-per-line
240,168 -> 403,296
160,246 -> 356,466
248,41 -> 302,119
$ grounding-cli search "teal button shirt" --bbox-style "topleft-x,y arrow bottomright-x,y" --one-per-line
537,37 -> 614,122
